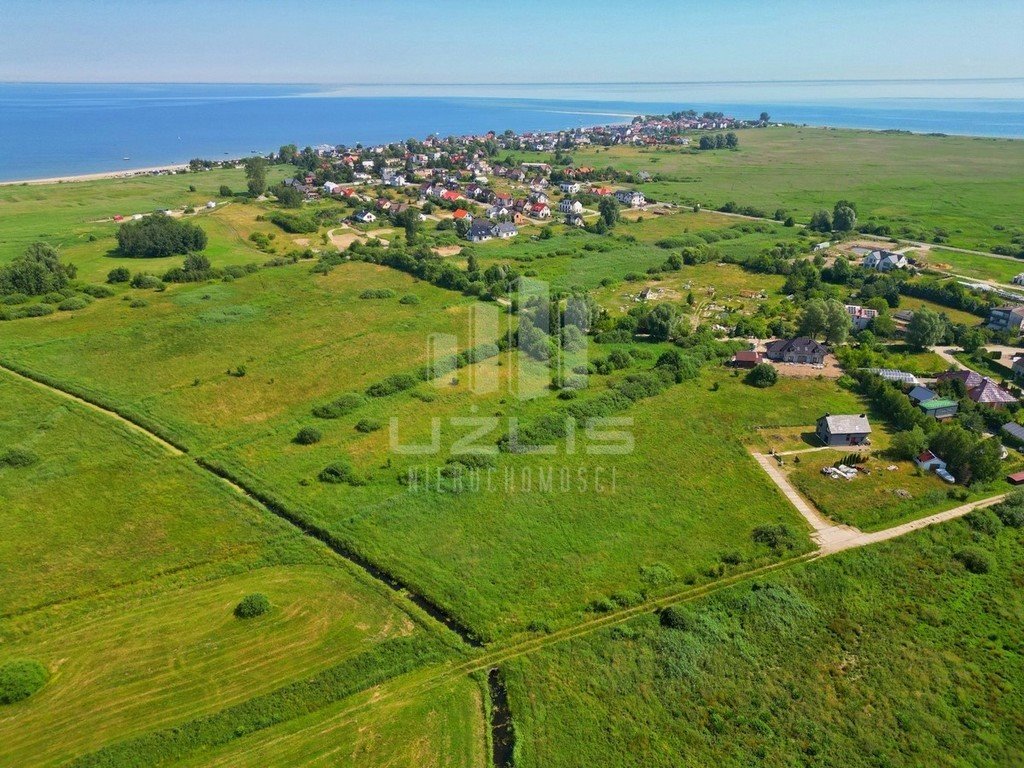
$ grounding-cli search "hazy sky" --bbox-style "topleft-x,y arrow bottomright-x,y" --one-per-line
1,0 -> 1022,85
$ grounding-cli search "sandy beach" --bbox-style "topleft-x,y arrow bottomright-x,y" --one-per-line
0,163 -> 194,187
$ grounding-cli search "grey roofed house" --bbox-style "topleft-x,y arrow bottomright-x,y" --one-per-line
816,413 -> 871,446
494,222 -> 518,238
1002,422 -> 1024,442
765,336 -> 828,364
467,220 -> 495,242
908,385 -> 937,404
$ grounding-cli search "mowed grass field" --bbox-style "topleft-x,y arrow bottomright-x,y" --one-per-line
0,261 -> 479,449
0,373 -> 435,766
0,166 -> 290,280
176,673 -> 487,768
518,127 -> 1024,251
506,520 -> 1024,768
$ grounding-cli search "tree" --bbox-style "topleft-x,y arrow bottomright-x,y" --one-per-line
598,197 -> 620,228
724,132 -> 739,148
832,204 -> 857,232
745,363 -> 778,388
277,144 -> 298,164
646,303 -> 681,341
759,111 -> 771,124
0,242 -> 77,296
905,306 -> 946,349
116,214 -> 207,258
799,299 -> 828,339
809,209 -> 832,233
218,184 -> 232,197
273,184 -> 303,208
698,135 -> 716,150
890,426 -> 928,460
969,437 -> 1003,484
823,299 -> 852,344
244,156 -> 268,197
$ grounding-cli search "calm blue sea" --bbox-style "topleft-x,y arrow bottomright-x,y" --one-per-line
1,82 -> 1023,181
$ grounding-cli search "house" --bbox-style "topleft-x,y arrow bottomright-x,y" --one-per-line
967,377 -> 1017,407
353,210 -> 376,223
530,203 -> 551,219
494,222 -> 518,239
615,189 -> 646,208
936,369 -> 984,390
486,205 -> 510,220
919,398 -> 959,420
530,191 -> 550,205
564,213 -> 586,228
387,174 -> 406,187
593,186 -> 613,196
987,305 -> 1024,334
845,304 -> 879,331
467,220 -> 495,242
558,199 -> 583,215
765,337 -> 828,365
558,181 -> 581,194
452,208 -> 472,222
816,413 -> 871,446
730,350 -> 764,369
440,190 -> 462,203
908,385 -> 937,405
915,450 -> 947,472
1002,422 -> 1024,444
862,250 -> 908,271
323,181 -> 341,195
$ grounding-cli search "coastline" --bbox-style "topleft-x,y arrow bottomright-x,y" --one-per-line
0,162 -> 194,187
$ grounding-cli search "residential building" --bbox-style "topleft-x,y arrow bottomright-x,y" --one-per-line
452,208 -> 471,222
529,203 -> 551,219
908,385 -> 937,405
615,189 -> 646,208
765,337 -> 828,365
862,250 -> 908,271
353,210 -> 376,223
919,398 -> 959,420
816,414 -> 871,446
967,377 -> 1017,407
914,451 -> 947,472
564,213 -> 586,228
1013,356 -> 1024,381
558,181 -> 581,194
845,304 -> 879,331
494,222 -> 518,239
987,305 -> 1024,333
558,199 -> 583,215
729,350 -> 764,369
467,220 -> 495,242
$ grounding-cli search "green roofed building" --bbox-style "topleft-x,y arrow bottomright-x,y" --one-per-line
919,397 -> 959,420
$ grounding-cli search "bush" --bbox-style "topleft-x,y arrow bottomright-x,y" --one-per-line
22,304 -> 55,317
130,273 -> 164,290
318,459 -> 366,486
107,266 -> 131,283
58,296 -> 91,311
293,426 -> 322,445
128,298 -> 148,308
0,659 -> 49,705
366,373 -> 418,397
355,418 -> 383,433
117,213 -> 207,257
234,593 -> 270,619
659,606 -> 695,631
954,547 -> 991,574
964,508 -> 1002,537
269,212 -> 318,234
744,362 -> 778,388
399,294 -> 420,305
752,524 -> 795,550
81,284 -> 115,298
219,185 -> 233,197
359,288 -> 396,299
0,448 -> 39,468
312,392 -> 366,419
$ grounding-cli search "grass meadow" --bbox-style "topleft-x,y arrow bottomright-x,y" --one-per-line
506,519 -> 1024,768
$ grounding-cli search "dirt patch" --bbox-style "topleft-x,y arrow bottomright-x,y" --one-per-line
769,354 -> 844,379
433,245 -> 462,257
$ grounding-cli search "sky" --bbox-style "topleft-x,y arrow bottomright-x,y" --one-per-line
1,0 -> 1022,86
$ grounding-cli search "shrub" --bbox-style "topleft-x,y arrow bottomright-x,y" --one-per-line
226,365 -> 247,377
964,508 -> 1002,537
107,267 -> 131,283
117,213 -> 207,257
318,459 -> 366,486
293,426 -> 322,445
366,373 -> 418,397
219,185 -> 233,197
269,212 -> 318,234
234,593 -> 270,619
0,448 -> 39,468
0,659 -> 49,705
659,606 -> 695,631
752,524 -> 795,550
355,418 -> 383,433
359,288 -> 396,299
312,392 -> 366,419
954,547 -> 991,574
128,298 -> 148,308
399,294 -> 420,305
22,304 -> 55,317
130,273 -> 164,290
745,363 -> 778,388
81,284 -> 114,298
58,296 -> 91,311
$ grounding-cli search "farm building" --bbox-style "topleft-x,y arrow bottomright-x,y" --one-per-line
816,413 -> 871,447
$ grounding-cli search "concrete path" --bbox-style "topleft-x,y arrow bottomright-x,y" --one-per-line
930,346 -> 968,371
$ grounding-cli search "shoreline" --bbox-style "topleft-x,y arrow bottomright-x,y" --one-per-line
0,162 -> 198,187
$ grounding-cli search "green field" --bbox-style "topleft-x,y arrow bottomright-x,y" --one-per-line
518,127 -> 1024,251
506,519 -> 1024,768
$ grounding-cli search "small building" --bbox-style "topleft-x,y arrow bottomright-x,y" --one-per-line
816,413 -> 871,447
452,208 -> 471,222
919,398 -> 959,420
915,450 -> 947,472
968,377 -> 1018,408
845,304 -> 879,331
558,181 -> 581,194
765,337 -> 827,365
353,210 -> 376,223
558,199 -> 583,215
936,369 -> 984,390
564,213 -> 586,228
529,203 -> 551,219
987,305 -> 1024,334
1012,356 -> 1024,381
494,222 -> 518,239
1007,471 -> 1024,486
908,385 -> 937,405
1001,422 -> 1024,444
730,350 -> 764,369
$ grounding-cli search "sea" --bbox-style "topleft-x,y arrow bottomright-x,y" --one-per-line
1,80 -> 1023,182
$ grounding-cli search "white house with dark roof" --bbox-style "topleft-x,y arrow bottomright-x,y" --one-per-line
816,413 -> 871,446
615,189 -> 646,208
862,250 -> 908,271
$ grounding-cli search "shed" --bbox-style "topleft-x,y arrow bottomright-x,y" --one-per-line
1007,471 -> 1024,486
907,385 -> 936,405
914,451 -> 947,472
919,398 -> 959,420
1002,422 -> 1024,444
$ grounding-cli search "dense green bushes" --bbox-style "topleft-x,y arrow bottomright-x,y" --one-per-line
312,392 -> 366,419
116,213 -> 207,257
0,242 -> 77,296
293,426 -> 322,445
0,659 -> 49,705
318,459 -> 365,486
0,448 -> 39,468
367,373 -> 418,398
355,418 -> 382,433
269,212 -> 318,234
359,288 -> 396,299
234,593 -> 270,619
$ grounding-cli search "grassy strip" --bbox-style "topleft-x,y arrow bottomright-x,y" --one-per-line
69,635 -> 445,768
